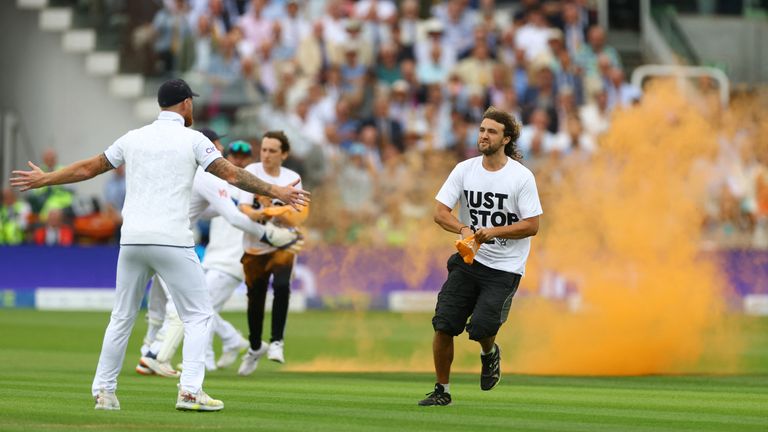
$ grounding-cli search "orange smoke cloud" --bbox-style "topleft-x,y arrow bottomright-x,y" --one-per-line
503,82 -> 742,375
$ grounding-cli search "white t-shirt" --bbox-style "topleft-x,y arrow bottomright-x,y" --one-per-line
239,162 -> 302,255
104,111 -> 221,247
435,156 -> 543,274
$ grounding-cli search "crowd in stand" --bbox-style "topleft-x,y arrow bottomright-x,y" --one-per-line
1,0 -> 766,249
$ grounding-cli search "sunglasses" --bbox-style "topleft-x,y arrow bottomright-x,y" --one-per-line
228,141 -> 252,154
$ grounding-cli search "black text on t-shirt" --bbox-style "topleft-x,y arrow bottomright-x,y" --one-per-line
464,190 -> 519,229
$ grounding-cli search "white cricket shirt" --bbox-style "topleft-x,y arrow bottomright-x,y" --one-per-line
104,111 -> 221,247
239,162 -> 302,256
201,213 -> 246,280
435,156 -> 543,275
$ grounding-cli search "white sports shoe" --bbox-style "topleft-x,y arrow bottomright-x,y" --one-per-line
238,341 -> 268,376
262,222 -> 300,249
175,389 -> 224,412
217,336 -> 250,369
94,388 -> 120,410
267,340 -> 285,364
135,362 -> 155,375
140,356 -> 180,378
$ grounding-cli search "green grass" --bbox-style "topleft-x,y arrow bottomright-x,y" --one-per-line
0,310 -> 766,431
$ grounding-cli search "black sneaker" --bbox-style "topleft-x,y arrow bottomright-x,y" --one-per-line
480,344 -> 501,391
418,383 -> 452,406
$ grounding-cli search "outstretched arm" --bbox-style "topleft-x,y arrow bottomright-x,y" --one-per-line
206,158 -> 310,208
10,153 -> 114,191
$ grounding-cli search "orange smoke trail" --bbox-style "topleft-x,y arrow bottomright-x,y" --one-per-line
503,82 -> 742,375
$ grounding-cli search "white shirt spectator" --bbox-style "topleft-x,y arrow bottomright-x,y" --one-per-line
515,23 -> 551,61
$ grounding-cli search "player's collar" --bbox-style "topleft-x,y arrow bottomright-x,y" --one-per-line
157,111 -> 185,125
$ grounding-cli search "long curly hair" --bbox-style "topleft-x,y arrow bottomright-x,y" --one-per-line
482,106 -> 522,161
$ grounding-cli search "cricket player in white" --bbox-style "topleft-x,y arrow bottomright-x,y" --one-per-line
138,141 -> 276,375
137,162 -> 297,376
9,79 -> 309,412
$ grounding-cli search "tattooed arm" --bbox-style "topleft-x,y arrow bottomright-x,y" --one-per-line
10,153 -> 114,191
206,158 -> 310,208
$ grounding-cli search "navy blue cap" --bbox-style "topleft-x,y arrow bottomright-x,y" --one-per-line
157,79 -> 199,108
198,128 -> 226,142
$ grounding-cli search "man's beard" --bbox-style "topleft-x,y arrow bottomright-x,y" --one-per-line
477,139 -> 504,155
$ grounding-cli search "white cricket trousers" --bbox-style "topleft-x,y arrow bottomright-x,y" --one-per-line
206,269 -> 243,353
91,245 -> 213,396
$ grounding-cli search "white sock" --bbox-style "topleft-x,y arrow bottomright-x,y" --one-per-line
440,383 -> 450,393
482,345 -> 496,356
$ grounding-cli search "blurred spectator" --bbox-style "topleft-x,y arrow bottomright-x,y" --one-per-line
552,115 -> 596,157
512,0 -> 542,23
518,108 -> 557,161
415,19 -> 456,73
363,95 -> 404,153
0,188 -> 31,245
579,87 -> 611,139
332,96 -> 361,151
605,67 -> 642,111
452,40 -> 496,88
321,0 -> 348,46
511,48 -> 530,100
497,27 -> 517,67
277,0 -> 311,59
555,87 -> 579,132
575,25 -> 621,81
152,0 -> 194,75
515,6 -> 551,61
521,65 -> 559,131
475,0 -> 506,46
376,42 -> 402,85
204,0 -> 237,39
559,1 -> 588,56
552,45 -> 585,105
398,0 -> 420,54
32,209 -> 74,247
339,42 -> 367,92
433,0 -> 476,56
337,144 -> 377,240
203,33 -> 241,88
353,0 -> 396,49
296,20 -> 327,79
416,43 -> 449,85
286,97 -> 325,158
237,0 -> 274,58
192,13 -> 215,72
329,19 -> 374,67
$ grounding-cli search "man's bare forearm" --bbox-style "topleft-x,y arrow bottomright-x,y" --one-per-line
233,168 -> 274,197
207,158 -> 275,197
44,154 -> 114,186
